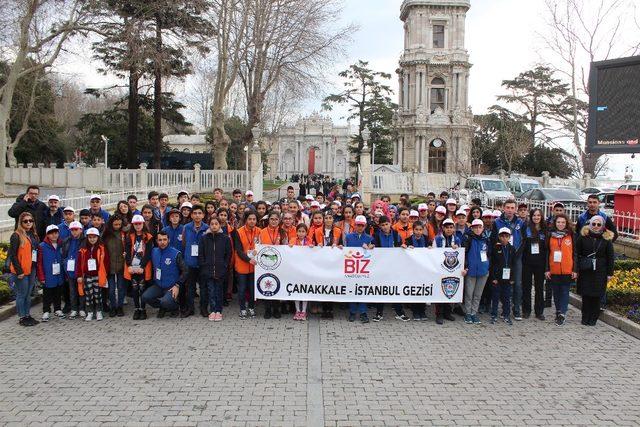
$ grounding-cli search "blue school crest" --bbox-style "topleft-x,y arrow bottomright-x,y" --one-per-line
441,277 -> 460,299
256,273 -> 281,297
442,251 -> 460,272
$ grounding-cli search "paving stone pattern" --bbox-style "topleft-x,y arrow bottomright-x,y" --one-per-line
1,302 -> 639,426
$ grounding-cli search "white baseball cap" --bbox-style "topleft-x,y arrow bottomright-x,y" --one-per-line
47,195 -> 60,202
446,198 -> 457,205
89,194 -> 101,201
355,215 -> 367,225
461,204 -> 470,211
443,218 -> 455,226
471,219 -> 484,227
310,201 -> 320,208
131,214 -> 145,224
45,224 -> 59,234
351,193 -> 361,199
319,204 -> 326,210
305,195 -> 314,201
435,206 -> 447,215
69,221 -> 83,230
245,190 -> 254,196
482,209 -> 493,218
180,202 -> 193,210
456,209 -> 467,216
63,206 -> 75,213
409,210 -> 419,217
334,201 -> 342,207
86,227 -> 100,236
493,210 -> 502,218
498,227 -> 512,235
418,203 -> 428,211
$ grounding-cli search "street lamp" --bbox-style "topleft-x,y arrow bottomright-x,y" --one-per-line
100,135 -> 109,168
361,127 -> 371,150
251,126 -> 262,147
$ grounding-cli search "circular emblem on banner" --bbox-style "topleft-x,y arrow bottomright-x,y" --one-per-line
256,273 -> 281,297
256,246 -> 282,270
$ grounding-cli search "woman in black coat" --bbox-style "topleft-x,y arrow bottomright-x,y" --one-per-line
576,215 -> 614,326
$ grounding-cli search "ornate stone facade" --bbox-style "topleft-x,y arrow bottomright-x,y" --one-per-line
267,113 -> 353,179
396,0 -> 474,174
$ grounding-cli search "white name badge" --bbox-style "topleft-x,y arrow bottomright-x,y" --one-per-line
553,250 -> 562,263
178,234 -> 183,241
31,250 -> 37,263
52,263 -> 60,275
592,258 -> 597,271
88,258 -> 97,272
66,259 -> 75,272
502,268 -> 511,280
531,243 -> 540,255
191,244 -> 198,256
156,268 -> 162,280
509,235 -> 514,245
480,251 -> 488,263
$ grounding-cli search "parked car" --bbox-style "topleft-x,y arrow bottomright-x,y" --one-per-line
519,188 -> 587,222
465,176 -> 514,204
580,186 -> 616,200
505,176 -> 541,197
618,183 -> 640,191
596,192 -> 615,215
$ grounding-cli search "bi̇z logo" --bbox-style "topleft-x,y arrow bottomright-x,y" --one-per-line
344,250 -> 372,276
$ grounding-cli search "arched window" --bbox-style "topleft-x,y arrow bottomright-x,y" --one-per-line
430,78 -> 445,114
428,138 -> 446,173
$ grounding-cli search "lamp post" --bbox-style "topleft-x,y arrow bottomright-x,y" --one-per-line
100,135 -> 109,168
244,145 -> 249,185
251,126 -> 262,147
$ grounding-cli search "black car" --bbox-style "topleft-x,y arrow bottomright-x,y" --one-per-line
519,188 -> 587,222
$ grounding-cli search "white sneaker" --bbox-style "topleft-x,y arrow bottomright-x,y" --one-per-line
79,310 -> 86,318
69,310 -> 78,319
41,312 -> 50,322
54,310 -> 66,319
248,308 -> 256,318
85,312 -> 94,321
96,311 -> 103,321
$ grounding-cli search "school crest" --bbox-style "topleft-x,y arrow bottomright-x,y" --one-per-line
441,277 -> 460,300
442,250 -> 460,272
164,258 -> 172,265
256,273 -> 281,297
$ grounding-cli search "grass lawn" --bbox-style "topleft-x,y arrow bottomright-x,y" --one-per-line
263,180 -> 287,191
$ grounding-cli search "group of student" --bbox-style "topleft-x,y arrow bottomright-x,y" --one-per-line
7,184 -> 616,328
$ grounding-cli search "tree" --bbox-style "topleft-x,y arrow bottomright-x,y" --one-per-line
517,145 -> 575,178
322,61 -> 395,171
496,65 -> 569,149
541,0 -> 640,177
0,0 -> 91,194
238,0 -> 354,149
473,110 -> 531,174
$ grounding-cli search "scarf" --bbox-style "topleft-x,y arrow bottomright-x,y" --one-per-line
589,215 -> 605,235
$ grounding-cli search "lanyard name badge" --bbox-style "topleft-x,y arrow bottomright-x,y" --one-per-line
553,250 -> 562,263
480,250 -> 488,263
156,268 -> 162,281
502,247 -> 510,280
531,242 -> 540,255
52,262 -> 60,275
31,249 -> 37,263
88,258 -> 97,272
191,244 -> 198,256
66,258 -> 75,272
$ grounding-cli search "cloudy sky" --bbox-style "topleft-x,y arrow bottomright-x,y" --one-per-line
57,0 -> 639,179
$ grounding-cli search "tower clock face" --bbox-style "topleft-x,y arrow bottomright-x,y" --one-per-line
432,138 -> 443,148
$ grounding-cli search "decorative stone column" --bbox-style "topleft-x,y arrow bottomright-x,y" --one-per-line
193,163 -> 202,193
360,144 -> 372,205
139,162 -> 148,189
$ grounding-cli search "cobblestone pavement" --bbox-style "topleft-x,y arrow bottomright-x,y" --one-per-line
1,302 -> 639,426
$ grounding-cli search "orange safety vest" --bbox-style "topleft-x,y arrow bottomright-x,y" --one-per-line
123,232 -> 153,281
548,233 -> 575,275
10,233 -> 32,276
393,222 -> 413,243
77,244 -> 108,295
281,225 -> 297,244
313,226 -> 341,246
234,226 -> 261,274
259,226 -> 283,245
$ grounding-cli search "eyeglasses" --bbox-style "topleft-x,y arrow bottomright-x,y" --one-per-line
269,217 -> 279,221
591,223 -> 603,227
22,219 -> 33,224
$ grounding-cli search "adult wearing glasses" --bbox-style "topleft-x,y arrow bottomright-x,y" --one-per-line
9,212 -> 40,326
8,185 -> 47,230
576,216 -> 614,326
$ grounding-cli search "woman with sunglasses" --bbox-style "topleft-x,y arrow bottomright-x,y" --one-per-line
9,212 -> 39,326
576,215 -> 614,326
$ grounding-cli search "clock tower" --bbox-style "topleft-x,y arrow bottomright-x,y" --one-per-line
395,0 -> 474,175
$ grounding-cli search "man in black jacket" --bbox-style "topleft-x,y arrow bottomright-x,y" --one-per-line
8,185 -> 47,231
38,195 -> 64,238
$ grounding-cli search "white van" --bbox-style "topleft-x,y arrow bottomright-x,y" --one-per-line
505,177 -> 541,197
465,176 -> 514,204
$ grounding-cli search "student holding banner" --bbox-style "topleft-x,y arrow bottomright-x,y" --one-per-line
401,221 -> 428,321
432,218 -> 460,324
291,223 -> 313,320
232,211 -> 261,319
345,215 -> 375,323
259,212 -> 286,319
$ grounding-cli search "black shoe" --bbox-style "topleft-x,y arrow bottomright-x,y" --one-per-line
536,314 -> 546,321
139,310 -> 147,320
116,307 -> 124,317
200,307 -> 209,318
443,313 -> 455,321
264,309 -> 272,319
19,317 -> 29,326
157,308 -> 166,319
180,309 -> 194,318
133,309 -> 141,320
27,316 -> 39,325
360,313 -> 369,323
348,313 -> 356,322
523,312 -> 531,319
273,309 -> 281,319
453,306 -> 465,316
545,301 -> 552,308
436,317 -> 444,325
223,299 -> 229,307
169,310 -> 179,318
280,304 -> 289,315
109,309 -> 117,318
581,320 -> 589,326
588,320 -> 597,326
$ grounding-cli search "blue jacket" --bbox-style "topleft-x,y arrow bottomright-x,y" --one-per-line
455,226 -> 469,243
492,214 -> 524,252
37,238 -> 64,287
345,232 -> 374,248
404,234 -> 427,248
162,224 -> 184,252
151,246 -> 186,289
62,236 -> 83,279
89,208 -> 110,223
182,221 -> 209,268
464,233 -> 490,277
58,221 -> 72,241
373,230 -> 398,248
433,234 -> 462,248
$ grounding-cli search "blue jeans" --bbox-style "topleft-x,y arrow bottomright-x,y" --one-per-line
237,273 -> 255,310
207,277 -> 225,313
142,285 -> 179,311
349,302 -> 367,314
186,267 -> 208,312
108,273 -> 126,309
13,273 -> 34,318
491,282 -> 512,318
551,281 -> 570,315
511,256 -> 523,317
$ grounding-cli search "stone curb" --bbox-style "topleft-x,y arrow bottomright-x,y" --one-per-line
570,292 -> 640,340
0,295 -> 42,322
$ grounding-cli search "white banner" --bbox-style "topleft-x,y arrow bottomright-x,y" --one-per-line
253,244 -> 464,303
